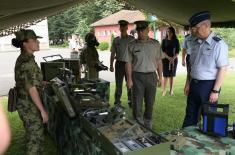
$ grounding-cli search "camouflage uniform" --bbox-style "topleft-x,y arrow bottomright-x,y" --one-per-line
15,52 -> 44,155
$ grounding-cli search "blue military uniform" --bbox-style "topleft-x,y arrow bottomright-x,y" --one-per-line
182,33 -> 195,68
182,12 -> 229,128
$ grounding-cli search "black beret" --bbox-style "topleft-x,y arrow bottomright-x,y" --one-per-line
134,20 -> 150,31
189,11 -> 210,27
118,20 -> 129,26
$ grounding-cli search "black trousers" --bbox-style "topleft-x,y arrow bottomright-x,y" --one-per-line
132,72 -> 157,129
114,61 -> 131,105
182,79 -> 216,128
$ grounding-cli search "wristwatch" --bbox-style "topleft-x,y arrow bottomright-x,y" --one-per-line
211,89 -> 220,93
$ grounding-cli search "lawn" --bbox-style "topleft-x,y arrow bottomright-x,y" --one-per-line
1,72 -> 235,154
229,48 -> 235,58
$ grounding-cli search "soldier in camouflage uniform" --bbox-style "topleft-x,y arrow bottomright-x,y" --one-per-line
13,29 -> 49,155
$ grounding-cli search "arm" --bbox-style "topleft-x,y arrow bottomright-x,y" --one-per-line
125,62 -> 133,89
156,61 -> 163,87
110,52 -> 115,72
182,49 -> 187,66
29,87 -> 48,123
184,63 -> 191,96
209,67 -> 227,103
0,104 -> 11,155
110,40 -> 116,72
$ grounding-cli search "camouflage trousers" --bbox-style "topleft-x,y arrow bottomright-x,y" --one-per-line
17,98 -> 44,155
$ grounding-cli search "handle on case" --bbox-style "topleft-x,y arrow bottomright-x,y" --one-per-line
43,54 -> 63,62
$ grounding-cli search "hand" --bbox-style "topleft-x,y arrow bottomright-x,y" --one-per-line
184,82 -> 190,96
41,110 -> 49,123
127,79 -> 133,89
209,92 -> 219,103
157,77 -> 162,87
110,66 -> 114,72
42,81 -> 49,87
182,60 -> 186,67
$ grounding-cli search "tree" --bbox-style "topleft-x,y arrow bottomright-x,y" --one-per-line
212,28 -> 235,49
48,7 -> 79,44
48,0 -> 130,43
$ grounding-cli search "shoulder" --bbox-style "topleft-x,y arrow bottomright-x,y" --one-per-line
149,38 -> 159,43
113,36 -> 120,41
112,36 -> 120,44
20,59 -> 36,72
128,35 -> 135,40
213,36 -> 222,42
185,34 -> 190,37
212,35 -> 227,48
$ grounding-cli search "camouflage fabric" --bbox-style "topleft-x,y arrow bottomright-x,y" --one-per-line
15,52 -> 44,155
160,126 -> 235,155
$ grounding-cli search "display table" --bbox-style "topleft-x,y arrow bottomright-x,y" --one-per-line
161,126 -> 235,155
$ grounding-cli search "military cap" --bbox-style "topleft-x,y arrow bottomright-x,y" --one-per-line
189,11 -> 210,27
15,29 -> 42,41
118,20 -> 129,26
134,20 -> 150,31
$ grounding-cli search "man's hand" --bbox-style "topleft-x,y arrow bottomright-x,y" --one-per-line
182,60 -> 186,67
110,65 -> 114,72
209,92 -> 219,103
157,77 -> 162,87
184,82 -> 190,96
127,80 -> 133,89
41,110 -> 49,123
42,81 -> 49,87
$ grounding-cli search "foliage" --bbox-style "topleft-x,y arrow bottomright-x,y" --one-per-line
3,72 -> 235,154
48,0 -> 130,43
212,28 -> 235,49
229,48 -> 235,58
48,7 -> 79,44
177,34 -> 184,47
98,42 -> 109,51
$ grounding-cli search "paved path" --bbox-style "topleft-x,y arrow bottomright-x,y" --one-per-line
0,48 -> 234,96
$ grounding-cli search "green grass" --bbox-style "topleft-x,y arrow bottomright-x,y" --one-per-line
2,72 -> 235,154
229,48 -> 235,58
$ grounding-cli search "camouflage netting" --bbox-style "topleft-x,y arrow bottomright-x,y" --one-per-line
0,18 -> 46,37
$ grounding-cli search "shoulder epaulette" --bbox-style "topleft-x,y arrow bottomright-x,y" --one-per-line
213,36 -> 221,42
149,38 -> 159,43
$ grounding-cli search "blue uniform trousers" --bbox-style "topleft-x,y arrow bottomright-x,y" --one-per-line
182,79 -> 216,128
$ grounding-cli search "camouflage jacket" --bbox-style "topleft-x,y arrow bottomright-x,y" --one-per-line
14,52 -> 43,100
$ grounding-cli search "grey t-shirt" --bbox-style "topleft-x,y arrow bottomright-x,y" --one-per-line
124,38 -> 164,73
111,35 -> 135,61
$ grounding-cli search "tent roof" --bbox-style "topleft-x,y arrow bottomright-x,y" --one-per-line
1,0 -> 235,31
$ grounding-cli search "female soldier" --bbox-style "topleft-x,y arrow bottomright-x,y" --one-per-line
161,27 -> 180,96
12,29 -> 48,154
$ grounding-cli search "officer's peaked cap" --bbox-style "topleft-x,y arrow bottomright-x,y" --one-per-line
134,20 -> 150,31
118,20 -> 129,26
189,11 -> 210,27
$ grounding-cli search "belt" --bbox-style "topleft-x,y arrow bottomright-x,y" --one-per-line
134,71 -> 155,74
191,79 -> 215,83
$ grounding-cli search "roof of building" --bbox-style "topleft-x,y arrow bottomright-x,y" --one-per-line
91,10 -> 146,27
